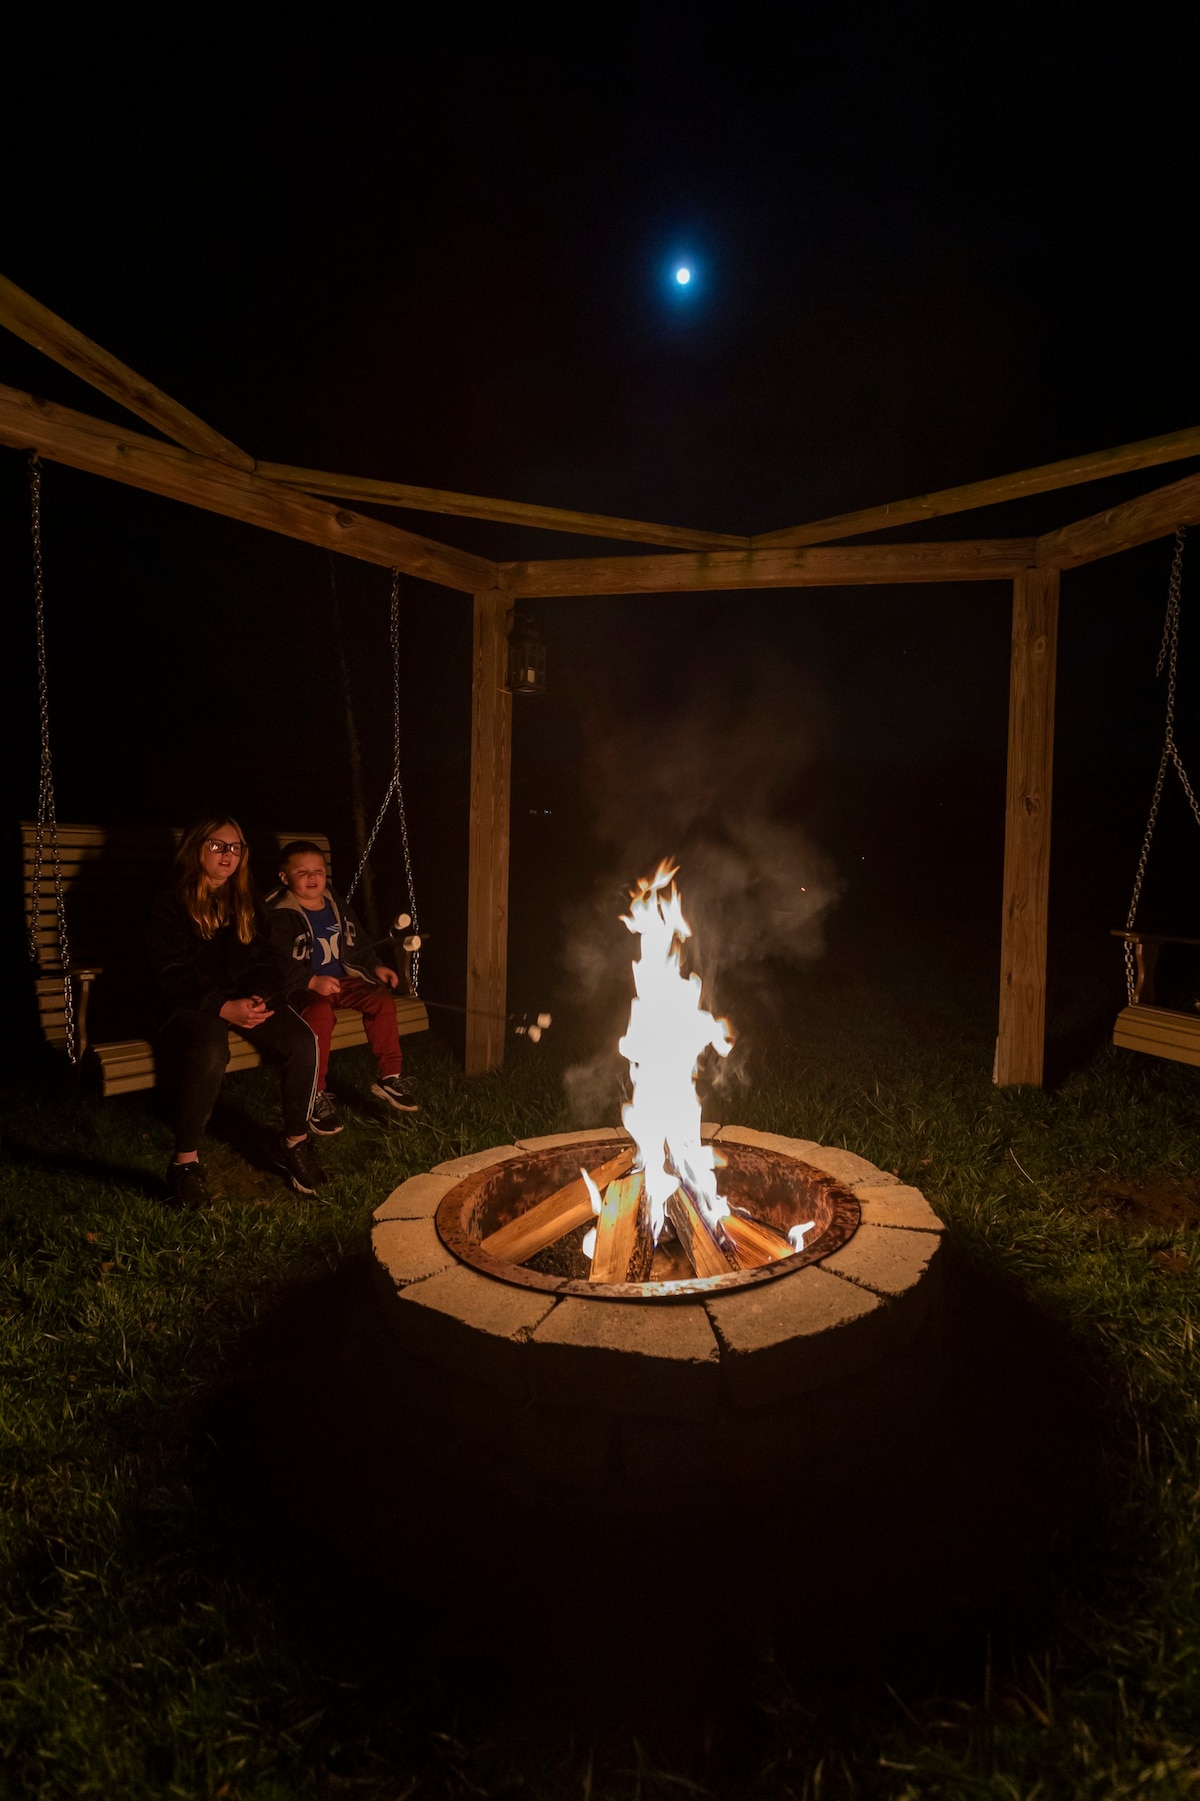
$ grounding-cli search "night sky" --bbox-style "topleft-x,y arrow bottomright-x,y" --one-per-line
4,10 -> 1199,1041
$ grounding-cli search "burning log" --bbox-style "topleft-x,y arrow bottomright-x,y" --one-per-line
665,1185 -> 738,1279
481,1148 -> 634,1264
721,1212 -> 795,1269
589,1170 -> 653,1283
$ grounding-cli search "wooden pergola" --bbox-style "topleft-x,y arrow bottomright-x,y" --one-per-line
3,271 -> 1198,1084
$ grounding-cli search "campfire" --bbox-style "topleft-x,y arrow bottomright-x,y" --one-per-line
373,862 -> 943,1501
446,865 -> 850,1295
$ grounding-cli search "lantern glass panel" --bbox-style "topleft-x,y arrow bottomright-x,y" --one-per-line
508,629 -> 546,694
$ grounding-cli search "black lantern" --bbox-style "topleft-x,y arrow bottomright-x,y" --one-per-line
507,615 -> 546,695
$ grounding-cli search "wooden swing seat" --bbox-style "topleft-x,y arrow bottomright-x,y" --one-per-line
1112,929 -> 1200,1068
22,822 -> 428,1098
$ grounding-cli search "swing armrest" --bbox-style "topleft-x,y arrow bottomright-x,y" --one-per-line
35,965 -> 103,1059
70,966 -> 102,1058
1112,932 -> 1200,1007
1112,931 -> 1200,947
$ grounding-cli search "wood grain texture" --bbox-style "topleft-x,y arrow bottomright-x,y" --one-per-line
0,383 -> 496,592
480,1148 -> 635,1262
259,461 -> 749,552
499,540 -> 1036,597
755,425 -> 1200,549
589,1170 -> 653,1282
1113,1005 -> 1200,1069
721,1213 -> 794,1268
665,1187 -> 737,1279
1037,468 -> 1200,568
0,272 -> 254,470
465,591 -> 513,1074
995,566 -> 1060,1087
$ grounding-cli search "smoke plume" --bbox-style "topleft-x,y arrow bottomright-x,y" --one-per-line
561,663 -> 841,1122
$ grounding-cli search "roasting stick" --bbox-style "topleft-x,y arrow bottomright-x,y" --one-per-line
481,1147 -> 635,1263
275,907 -> 555,1042
422,999 -> 553,1042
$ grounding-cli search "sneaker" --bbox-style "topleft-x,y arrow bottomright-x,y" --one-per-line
308,1090 -> 343,1136
371,1075 -> 419,1113
270,1135 -> 328,1195
166,1159 -> 212,1211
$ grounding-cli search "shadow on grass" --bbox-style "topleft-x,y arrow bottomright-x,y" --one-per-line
203,1095 -> 292,1172
2,1137 -> 164,1197
193,1240 -> 1113,1776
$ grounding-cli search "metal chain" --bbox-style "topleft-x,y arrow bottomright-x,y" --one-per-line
346,569 -> 421,991
389,569 -> 421,989
1124,528 -> 1199,1002
27,454 -> 77,1061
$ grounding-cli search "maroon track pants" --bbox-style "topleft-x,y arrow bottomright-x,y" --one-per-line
292,977 -> 403,1091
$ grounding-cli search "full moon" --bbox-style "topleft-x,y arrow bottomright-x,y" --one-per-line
675,266 -> 691,285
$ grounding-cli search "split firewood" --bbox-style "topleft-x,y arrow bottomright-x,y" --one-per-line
480,1147 -> 634,1263
589,1170 -> 654,1283
665,1185 -> 738,1279
721,1212 -> 795,1270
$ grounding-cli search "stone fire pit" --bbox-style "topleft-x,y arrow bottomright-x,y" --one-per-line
369,1125 -> 943,1502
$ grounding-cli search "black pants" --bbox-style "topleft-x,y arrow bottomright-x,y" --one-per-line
159,1007 -> 318,1153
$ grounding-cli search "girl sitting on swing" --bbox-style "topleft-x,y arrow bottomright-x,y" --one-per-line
148,816 -> 326,1210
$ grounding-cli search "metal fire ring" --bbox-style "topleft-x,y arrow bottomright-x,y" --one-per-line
434,1136 -> 861,1302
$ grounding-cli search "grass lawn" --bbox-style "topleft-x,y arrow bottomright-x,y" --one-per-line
4,964 -> 1200,1799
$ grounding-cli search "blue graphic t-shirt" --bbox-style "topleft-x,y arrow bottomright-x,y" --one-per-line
306,902 -> 345,978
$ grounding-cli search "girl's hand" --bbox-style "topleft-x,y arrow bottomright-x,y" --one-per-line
374,965 -> 400,989
309,976 -> 342,998
220,996 -> 274,1028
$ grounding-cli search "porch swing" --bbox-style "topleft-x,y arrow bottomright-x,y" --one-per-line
21,455 -> 429,1094
1112,527 -> 1200,1067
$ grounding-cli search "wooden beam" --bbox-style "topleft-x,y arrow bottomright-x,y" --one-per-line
0,382 -> 496,592
0,272 -> 254,472
995,565 -> 1059,1088
500,539 -> 1036,597
755,424 -> 1200,549
466,590 -> 513,1074
1037,467 -> 1200,569
259,461 -> 750,552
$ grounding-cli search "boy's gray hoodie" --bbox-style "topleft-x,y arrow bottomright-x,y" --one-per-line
264,886 -> 383,988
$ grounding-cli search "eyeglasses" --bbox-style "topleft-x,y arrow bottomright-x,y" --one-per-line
206,840 -> 246,857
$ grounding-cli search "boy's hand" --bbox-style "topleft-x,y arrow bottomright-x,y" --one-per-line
221,996 -> 274,1028
309,976 -> 342,998
374,965 -> 400,989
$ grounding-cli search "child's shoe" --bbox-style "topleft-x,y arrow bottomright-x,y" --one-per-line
308,1090 -> 343,1135
371,1075 -> 419,1113
270,1135 -> 328,1195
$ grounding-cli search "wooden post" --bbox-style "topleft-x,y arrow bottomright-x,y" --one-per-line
466,589 -> 513,1074
996,565 -> 1060,1086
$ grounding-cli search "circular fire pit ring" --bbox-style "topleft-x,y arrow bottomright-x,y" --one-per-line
368,1126 -> 945,1502
434,1133 -> 860,1300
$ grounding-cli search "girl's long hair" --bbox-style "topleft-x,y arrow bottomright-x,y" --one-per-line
176,816 -> 257,943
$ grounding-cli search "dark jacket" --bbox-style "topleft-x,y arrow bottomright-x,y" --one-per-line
147,888 -> 279,1022
264,886 -> 382,992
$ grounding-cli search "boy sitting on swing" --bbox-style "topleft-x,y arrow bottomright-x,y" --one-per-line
266,841 -> 418,1135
